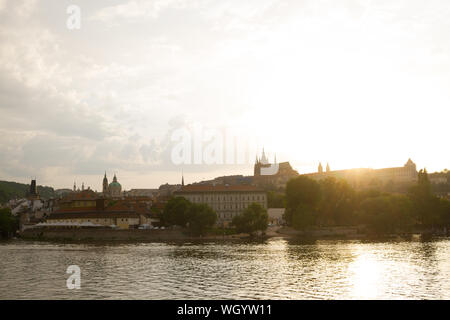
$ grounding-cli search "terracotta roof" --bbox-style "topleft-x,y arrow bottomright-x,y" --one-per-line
60,190 -> 99,201
54,207 -> 99,213
175,184 -> 265,193
48,212 -> 140,220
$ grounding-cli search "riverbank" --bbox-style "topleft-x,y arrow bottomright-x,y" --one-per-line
19,227 -> 272,242
19,225 -> 447,243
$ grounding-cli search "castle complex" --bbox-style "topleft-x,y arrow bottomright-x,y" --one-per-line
251,148 -> 419,191
304,158 -> 418,189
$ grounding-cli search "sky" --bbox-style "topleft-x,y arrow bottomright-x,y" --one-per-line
0,0 -> 449,190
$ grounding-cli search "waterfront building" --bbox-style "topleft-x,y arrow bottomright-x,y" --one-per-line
46,189 -> 156,229
174,184 -> 267,226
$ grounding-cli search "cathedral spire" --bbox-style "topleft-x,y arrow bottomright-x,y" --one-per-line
318,162 -> 323,174
181,169 -> 185,186
261,147 -> 268,164
326,162 -> 330,173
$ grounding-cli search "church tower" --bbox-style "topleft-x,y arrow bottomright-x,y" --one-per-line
326,162 -> 330,173
318,162 -> 323,174
102,172 -> 108,195
260,147 -> 268,164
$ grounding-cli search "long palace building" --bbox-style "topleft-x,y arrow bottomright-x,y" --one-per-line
303,158 -> 418,189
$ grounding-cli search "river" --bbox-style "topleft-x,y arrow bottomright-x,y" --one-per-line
0,237 -> 449,299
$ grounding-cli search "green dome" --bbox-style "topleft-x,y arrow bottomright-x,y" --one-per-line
109,182 -> 121,187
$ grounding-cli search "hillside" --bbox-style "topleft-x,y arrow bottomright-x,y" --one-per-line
0,180 -> 56,204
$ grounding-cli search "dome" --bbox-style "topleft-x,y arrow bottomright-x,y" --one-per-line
108,174 -> 122,197
109,181 -> 121,188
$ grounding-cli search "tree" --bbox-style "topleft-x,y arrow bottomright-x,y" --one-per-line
284,176 -> 321,229
186,203 -> 217,236
232,203 -> 268,236
408,169 -> 440,227
0,208 -> 18,239
267,191 -> 285,208
357,194 -> 414,234
161,197 -> 191,227
317,177 -> 356,226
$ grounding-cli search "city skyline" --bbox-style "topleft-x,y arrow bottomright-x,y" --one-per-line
1,0 -> 449,189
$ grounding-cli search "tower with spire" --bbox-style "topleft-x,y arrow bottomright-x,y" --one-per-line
181,170 -> 185,187
318,162 -> 323,174
254,147 -> 272,176
326,162 -> 330,173
102,171 -> 109,195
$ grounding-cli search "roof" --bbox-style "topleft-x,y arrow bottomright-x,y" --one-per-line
60,189 -> 98,201
48,212 -> 140,220
175,184 -> 265,194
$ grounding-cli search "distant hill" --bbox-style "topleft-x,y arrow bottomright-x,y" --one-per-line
0,180 -> 56,204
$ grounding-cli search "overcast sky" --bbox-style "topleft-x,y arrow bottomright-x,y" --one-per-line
0,0 -> 449,190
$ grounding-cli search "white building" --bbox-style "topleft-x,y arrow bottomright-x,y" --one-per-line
174,185 -> 267,226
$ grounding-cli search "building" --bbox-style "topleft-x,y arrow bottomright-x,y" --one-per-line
46,189 -> 156,229
253,149 -> 299,189
27,179 -> 39,200
158,183 -> 182,197
304,159 -> 418,190
174,184 -> 267,226
194,175 -> 253,186
102,172 -> 122,198
267,208 -> 285,225
124,189 -> 159,198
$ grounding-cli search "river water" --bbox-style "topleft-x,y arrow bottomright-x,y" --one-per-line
0,237 -> 449,299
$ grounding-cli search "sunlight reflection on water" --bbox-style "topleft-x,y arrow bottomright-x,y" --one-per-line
0,238 -> 449,299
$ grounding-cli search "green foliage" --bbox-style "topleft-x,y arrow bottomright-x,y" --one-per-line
282,169 -> 450,233
408,169 -> 442,227
290,204 -> 316,230
357,194 -> 415,233
0,180 -> 55,204
231,203 -> 268,235
284,176 -> 321,229
161,197 -> 217,235
0,208 -> 18,239
317,177 -> 356,226
161,197 -> 191,227
186,203 -> 217,236
267,191 -> 285,208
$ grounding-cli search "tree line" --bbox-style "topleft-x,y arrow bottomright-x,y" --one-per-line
284,169 -> 450,234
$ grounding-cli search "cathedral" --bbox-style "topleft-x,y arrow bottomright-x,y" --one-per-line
253,148 -> 299,189
102,172 -> 122,198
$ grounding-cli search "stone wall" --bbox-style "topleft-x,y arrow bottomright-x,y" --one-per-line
20,228 -> 189,241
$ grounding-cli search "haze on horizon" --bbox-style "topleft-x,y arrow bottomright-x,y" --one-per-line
0,0 -> 449,191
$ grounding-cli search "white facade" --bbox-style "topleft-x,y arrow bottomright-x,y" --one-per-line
175,186 -> 267,225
